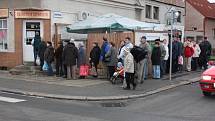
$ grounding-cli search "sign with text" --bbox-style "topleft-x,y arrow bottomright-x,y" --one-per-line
15,10 -> 50,19
0,8 -> 9,18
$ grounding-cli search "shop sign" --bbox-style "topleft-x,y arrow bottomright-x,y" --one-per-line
53,11 -> 63,18
15,10 -> 50,19
0,8 -> 9,18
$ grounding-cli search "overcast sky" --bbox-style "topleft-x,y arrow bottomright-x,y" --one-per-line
208,0 -> 215,3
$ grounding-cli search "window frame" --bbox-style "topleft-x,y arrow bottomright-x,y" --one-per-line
145,5 -> 152,19
153,6 -> 159,20
176,11 -> 181,23
0,18 -> 8,51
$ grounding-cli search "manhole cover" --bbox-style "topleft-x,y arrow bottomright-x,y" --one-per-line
101,102 -> 126,107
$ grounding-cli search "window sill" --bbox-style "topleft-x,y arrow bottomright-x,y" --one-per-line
0,49 -> 13,53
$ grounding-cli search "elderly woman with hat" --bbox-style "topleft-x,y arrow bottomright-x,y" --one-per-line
124,47 -> 136,90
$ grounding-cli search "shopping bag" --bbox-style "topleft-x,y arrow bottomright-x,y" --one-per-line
36,57 -> 40,66
178,56 -> 183,65
90,65 -> 97,76
79,65 -> 89,76
42,61 -> 48,71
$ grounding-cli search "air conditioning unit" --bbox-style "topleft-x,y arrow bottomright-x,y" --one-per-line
78,11 -> 90,21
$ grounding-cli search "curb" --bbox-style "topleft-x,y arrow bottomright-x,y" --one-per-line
0,77 -> 200,101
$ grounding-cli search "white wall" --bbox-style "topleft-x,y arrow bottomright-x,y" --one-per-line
41,0 -> 137,40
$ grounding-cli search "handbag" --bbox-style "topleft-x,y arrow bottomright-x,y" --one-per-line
90,64 -> 97,76
79,64 -> 89,76
42,61 -> 48,71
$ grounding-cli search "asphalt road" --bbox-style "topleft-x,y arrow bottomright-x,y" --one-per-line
0,82 -> 214,121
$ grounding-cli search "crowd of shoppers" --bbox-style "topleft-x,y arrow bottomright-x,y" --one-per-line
34,33 -> 212,90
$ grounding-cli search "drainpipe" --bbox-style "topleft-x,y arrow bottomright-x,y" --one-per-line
203,17 -> 206,37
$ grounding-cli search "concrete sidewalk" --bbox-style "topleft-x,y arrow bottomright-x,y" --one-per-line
0,70 -> 201,101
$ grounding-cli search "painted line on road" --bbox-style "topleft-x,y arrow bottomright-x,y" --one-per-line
0,96 -> 26,103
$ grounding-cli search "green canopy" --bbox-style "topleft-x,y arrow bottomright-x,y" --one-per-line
67,13 -> 156,34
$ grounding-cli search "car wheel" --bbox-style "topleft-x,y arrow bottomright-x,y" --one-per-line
203,91 -> 211,96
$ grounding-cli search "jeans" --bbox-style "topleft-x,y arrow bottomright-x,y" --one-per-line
192,57 -> 198,71
153,65 -> 160,79
143,58 -> 148,79
160,60 -> 167,76
47,62 -> 53,76
39,58 -> 44,71
33,48 -> 39,64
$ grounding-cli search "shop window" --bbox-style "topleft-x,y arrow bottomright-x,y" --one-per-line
0,19 -> 8,50
153,6 -> 159,20
145,5 -> 152,19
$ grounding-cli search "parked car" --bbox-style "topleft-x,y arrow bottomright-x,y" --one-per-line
200,66 -> 215,96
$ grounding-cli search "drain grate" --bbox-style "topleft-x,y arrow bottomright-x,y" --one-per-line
101,102 -> 126,107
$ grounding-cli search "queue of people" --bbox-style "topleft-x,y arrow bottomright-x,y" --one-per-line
33,34 -> 212,90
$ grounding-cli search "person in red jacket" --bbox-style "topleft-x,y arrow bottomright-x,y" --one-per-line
184,39 -> 194,72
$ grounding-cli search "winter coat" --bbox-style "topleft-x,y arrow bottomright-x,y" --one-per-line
63,43 -> 78,66
77,46 -> 86,67
38,41 -> 47,60
44,45 -> 54,63
105,46 -> 118,67
139,42 -> 151,56
124,52 -> 134,73
55,44 -> 64,64
130,46 -> 147,63
33,35 -> 41,50
90,46 -> 101,65
151,46 -> 161,65
100,41 -> 110,61
192,44 -> 201,58
199,40 -> 212,57
184,46 -> 194,58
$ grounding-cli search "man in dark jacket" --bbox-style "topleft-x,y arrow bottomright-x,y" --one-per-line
44,41 -> 54,76
199,37 -> 212,70
32,32 -> 41,66
63,39 -> 78,79
172,37 -> 180,73
38,41 -> 47,71
55,41 -> 64,77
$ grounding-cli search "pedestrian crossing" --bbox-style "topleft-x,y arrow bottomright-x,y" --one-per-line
0,96 -> 26,103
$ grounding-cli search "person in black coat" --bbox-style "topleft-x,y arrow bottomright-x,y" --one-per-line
151,41 -> 161,79
55,41 -> 64,77
62,39 -> 78,79
199,37 -> 212,70
38,41 -> 47,71
44,41 -> 54,76
89,42 -> 101,76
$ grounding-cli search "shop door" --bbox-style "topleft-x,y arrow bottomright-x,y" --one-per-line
23,20 -> 43,62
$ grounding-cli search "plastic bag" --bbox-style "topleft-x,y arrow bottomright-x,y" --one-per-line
42,61 -> 48,71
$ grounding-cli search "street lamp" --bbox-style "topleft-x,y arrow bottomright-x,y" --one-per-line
168,7 -> 180,81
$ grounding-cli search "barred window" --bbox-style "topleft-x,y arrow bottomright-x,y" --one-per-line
0,19 -> 8,50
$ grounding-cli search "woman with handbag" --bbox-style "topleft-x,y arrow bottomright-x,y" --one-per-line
105,42 -> 118,80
